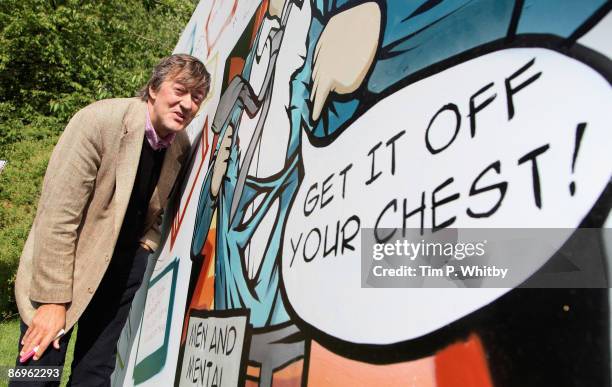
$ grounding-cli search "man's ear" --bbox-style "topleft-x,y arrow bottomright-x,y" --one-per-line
149,86 -> 157,101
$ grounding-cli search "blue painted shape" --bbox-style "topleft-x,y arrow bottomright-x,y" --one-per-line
517,0 -> 606,37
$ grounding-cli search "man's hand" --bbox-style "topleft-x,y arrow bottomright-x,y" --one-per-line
21,303 -> 66,361
310,2 -> 381,121
211,124 -> 234,198
139,242 -> 153,253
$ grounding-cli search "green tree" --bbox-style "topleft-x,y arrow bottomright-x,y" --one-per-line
0,0 -> 198,318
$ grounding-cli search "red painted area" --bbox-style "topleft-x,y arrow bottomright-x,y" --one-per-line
308,340 -> 436,386
305,335 -> 493,387
435,334 -> 493,387
227,57 -> 246,83
251,0 -> 270,46
272,359 -> 304,387
180,228 -> 216,344
245,359 -> 303,387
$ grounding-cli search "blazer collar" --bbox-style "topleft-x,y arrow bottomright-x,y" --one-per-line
114,99 -> 147,236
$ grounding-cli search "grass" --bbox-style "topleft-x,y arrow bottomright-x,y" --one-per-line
0,318 -> 77,386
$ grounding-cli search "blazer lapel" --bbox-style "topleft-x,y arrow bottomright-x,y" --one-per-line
114,100 -> 146,236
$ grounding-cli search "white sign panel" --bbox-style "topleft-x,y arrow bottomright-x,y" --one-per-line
177,311 -> 249,387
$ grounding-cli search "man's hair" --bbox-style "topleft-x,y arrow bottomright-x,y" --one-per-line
139,54 -> 210,101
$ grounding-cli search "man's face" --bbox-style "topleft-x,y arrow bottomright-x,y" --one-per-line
148,74 -> 205,137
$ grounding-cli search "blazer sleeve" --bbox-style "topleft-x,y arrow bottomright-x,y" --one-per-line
29,107 -> 102,304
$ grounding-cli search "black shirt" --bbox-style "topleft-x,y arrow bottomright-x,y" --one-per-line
114,137 -> 166,254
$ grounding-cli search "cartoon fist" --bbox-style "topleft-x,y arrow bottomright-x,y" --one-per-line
310,2 -> 381,121
268,0 -> 286,18
211,124 -> 234,198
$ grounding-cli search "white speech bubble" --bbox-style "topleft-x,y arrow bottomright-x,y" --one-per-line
282,48 -> 612,344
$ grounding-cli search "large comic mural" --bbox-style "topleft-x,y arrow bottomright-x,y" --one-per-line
113,1 -> 612,386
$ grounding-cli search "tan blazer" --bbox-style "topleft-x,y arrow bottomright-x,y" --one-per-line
14,97 -> 191,331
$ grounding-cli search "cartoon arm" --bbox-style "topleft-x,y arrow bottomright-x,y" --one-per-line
299,0 -> 509,140
308,0 -> 493,116
191,124 -> 233,258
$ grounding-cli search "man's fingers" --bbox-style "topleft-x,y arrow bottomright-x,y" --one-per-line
21,329 -> 42,357
33,332 -> 55,361
22,304 -> 66,361
22,327 -> 40,353
53,339 -> 61,350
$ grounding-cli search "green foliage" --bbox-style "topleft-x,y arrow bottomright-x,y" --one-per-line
0,0 -> 197,123
0,0 -> 197,317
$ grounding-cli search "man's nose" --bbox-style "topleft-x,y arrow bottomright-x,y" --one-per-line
179,93 -> 192,111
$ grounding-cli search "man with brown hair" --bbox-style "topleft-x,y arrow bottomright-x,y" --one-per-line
12,54 -> 209,386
